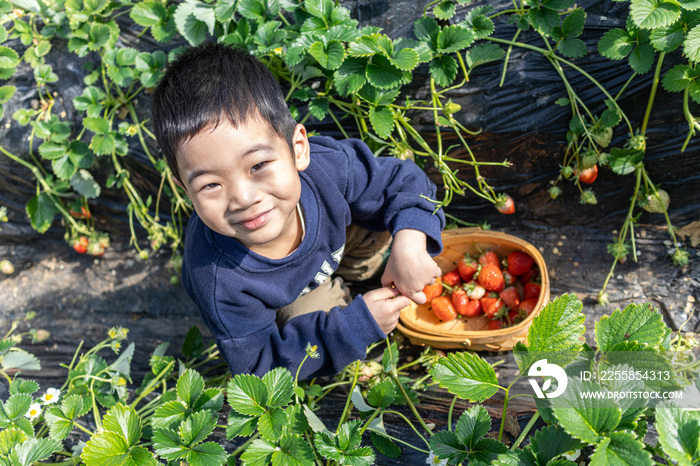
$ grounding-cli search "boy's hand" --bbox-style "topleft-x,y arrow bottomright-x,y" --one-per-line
363,287 -> 410,335
381,229 -> 442,305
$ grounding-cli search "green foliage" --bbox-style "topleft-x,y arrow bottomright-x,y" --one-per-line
0,295 -> 698,465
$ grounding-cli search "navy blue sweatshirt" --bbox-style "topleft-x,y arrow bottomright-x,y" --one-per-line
181,136 -> 445,379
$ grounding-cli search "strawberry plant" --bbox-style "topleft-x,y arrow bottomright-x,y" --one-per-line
1,294 -> 698,464
1,0 -> 694,295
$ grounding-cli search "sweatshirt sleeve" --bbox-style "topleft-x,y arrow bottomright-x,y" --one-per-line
213,295 -> 386,379
330,137 -> 445,255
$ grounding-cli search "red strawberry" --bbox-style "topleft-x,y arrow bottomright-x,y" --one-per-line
72,237 -> 88,254
507,251 -> 534,276
423,280 -> 443,302
477,264 -> 505,292
464,281 -> 486,300
442,269 -> 462,287
508,309 -> 523,326
496,194 -> 515,214
481,296 -> 505,317
523,282 -> 542,300
499,286 -> 521,310
576,164 -> 598,184
518,298 -> 539,316
520,267 -> 540,285
488,319 -> 503,330
462,299 -> 482,317
478,250 -> 500,268
431,296 -> 457,321
458,255 -> 478,282
453,288 -> 482,318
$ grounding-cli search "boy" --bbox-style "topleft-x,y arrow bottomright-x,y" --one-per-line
152,42 -> 445,380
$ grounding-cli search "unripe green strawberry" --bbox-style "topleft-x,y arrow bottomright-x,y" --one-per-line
580,189 -> 597,205
549,186 -> 562,199
641,189 -> 670,214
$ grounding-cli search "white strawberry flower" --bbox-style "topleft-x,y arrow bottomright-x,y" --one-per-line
41,387 -> 60,404
426,451 -> 448,466
26,403 -> 42,420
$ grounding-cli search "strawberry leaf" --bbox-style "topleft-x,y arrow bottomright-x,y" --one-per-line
26,193 -> 59,234
333,57 -> 367,96
44,396 -> 84,440
151,400 -> 188,429
437,25 -> 474,54
650,21 -> 686,52
429,54 -> 458,87
187,442 -> 227,466
7,438 -> 61,465
258,407 -> 288,442
598,29 -> 635,60
550,377 -> 622,444
273,433 -> 316,464
0,427 -> 26,456
227,373 -> 268,416
607,148 -> 644,175
684,23 -> 700,62
177,369 -> 204,409
0,394 -> 31,424
515,294 -> 586,373
226,411 -> 257,439
662,64 -> 696,92
366,55 -> 405,89
558,38 -> 587,58
367,379 -> 396,409
462,7 -> 495,40
240,438 -> 276,464
628,42 -> 656,73
655,401 -> 700,464
456,405 -> 491,448
465,43 -> 505,72
370,431 -> 401,458
262,367 -> 294,409
595,303 -> 667,351
309,40 -> 345,70
429,431 -> 468,464
434,0 -> 456,20
71,169 -> 101,200
413,16 -> 439,51
605,341 -> 680,392
602,364 -> 647,427
38,142 -> 66,160
528,424 -> 585,464
130,0 -> 165,27
630,0 -> 681,29
369,105 -> 394,139
102,403 -> 142,448
389,47 -> 419,71
429,351 -> 500,402
589,431 -> 653,466
179,411 -> 216,446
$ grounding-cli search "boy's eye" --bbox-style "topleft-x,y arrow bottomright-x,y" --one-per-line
201,183 -> 219,191
251,162 -> 265,173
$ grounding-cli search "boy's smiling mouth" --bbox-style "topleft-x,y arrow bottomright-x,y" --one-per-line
237,209 -> 271,231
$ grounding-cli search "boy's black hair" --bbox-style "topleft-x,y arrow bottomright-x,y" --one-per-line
151,41 -> 298,183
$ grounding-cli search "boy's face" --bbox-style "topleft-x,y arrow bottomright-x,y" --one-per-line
175,117 -> 310,259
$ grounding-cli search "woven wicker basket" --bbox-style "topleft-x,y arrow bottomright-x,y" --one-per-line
397,227 -> 550,351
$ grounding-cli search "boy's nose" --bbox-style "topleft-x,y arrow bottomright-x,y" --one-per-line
227,181 -> 261,211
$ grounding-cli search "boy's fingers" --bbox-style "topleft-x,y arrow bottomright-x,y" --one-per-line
367,286 -> 401,301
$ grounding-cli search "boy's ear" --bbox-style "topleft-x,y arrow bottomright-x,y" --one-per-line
292,124 -> 310,171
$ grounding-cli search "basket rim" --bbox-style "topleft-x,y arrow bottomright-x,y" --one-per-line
398,227 -> 550,341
